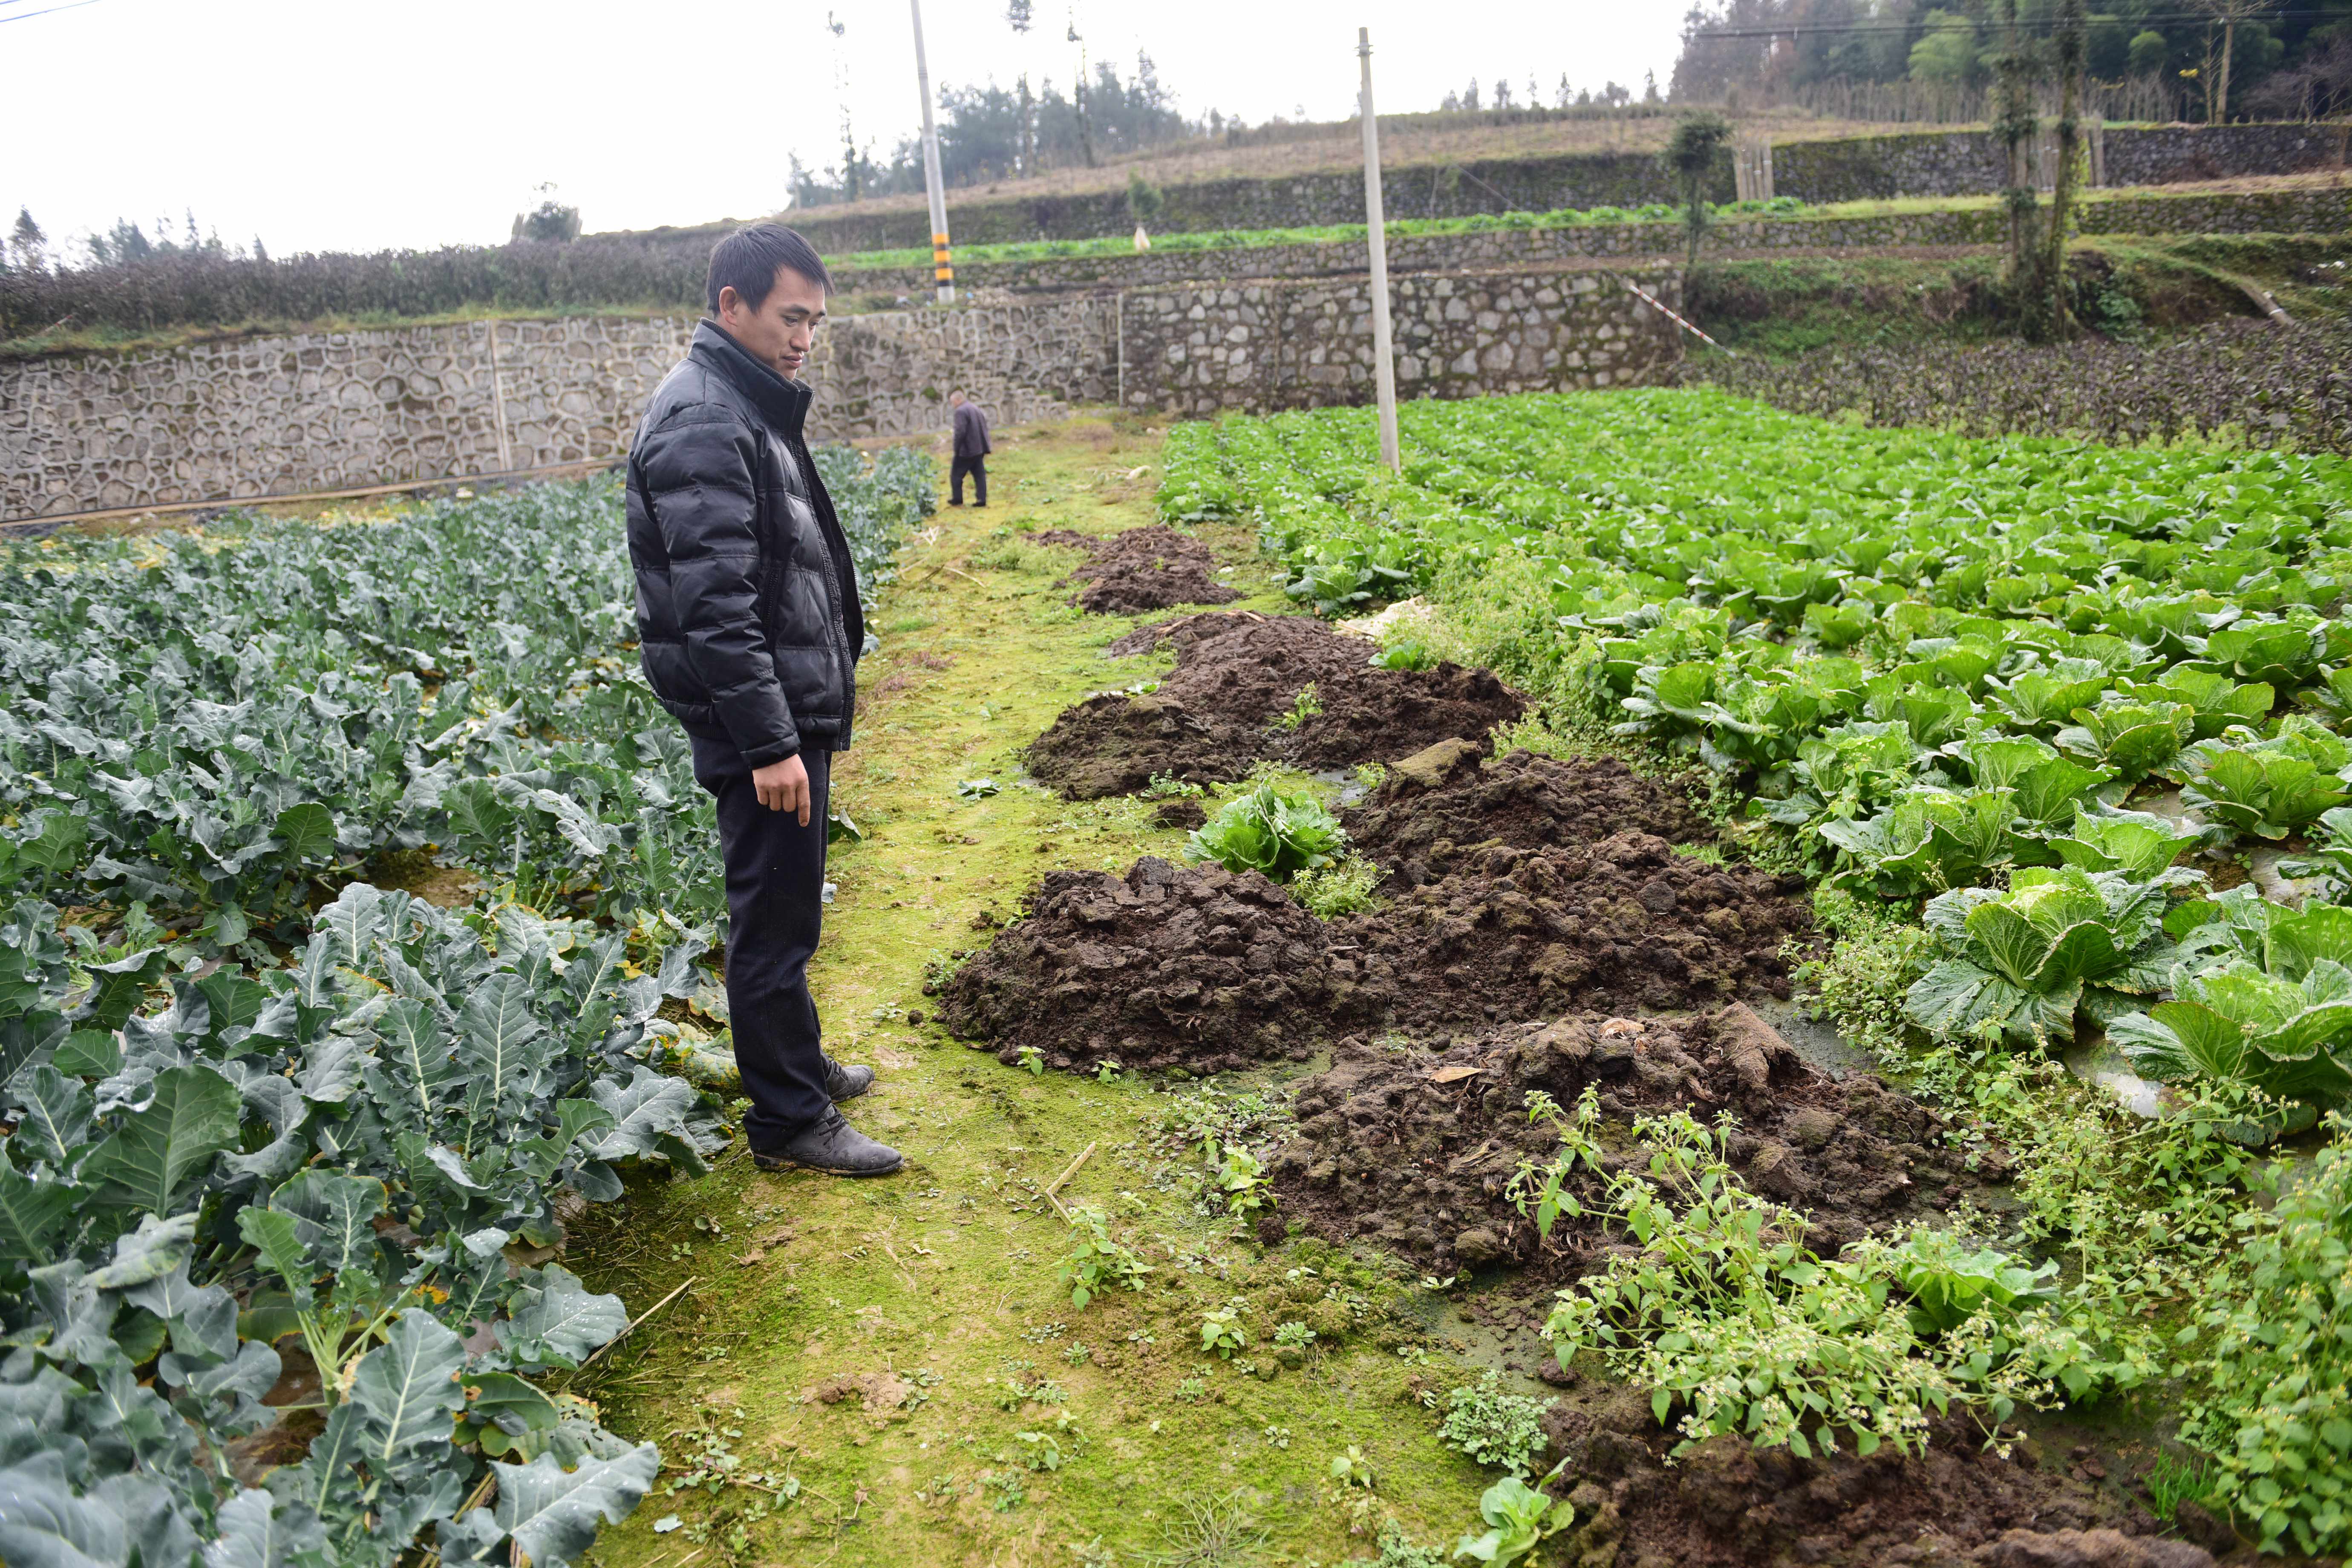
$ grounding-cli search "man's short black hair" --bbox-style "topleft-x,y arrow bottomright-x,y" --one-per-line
706,223 -> 830,315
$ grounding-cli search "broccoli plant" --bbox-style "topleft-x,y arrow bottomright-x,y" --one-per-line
1881,1230 -> 2059,1337
2054,696 -> 2196,782
2281,805 -> 2352,896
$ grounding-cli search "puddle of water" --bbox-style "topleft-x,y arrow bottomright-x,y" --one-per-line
2139,787 -> 2320,905
2061,1036 -> 2166,1118
1312,767 -> 1375,807
1747,995 -> 1877,1081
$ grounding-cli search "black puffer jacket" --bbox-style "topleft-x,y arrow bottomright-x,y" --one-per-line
626,322 -> 864,766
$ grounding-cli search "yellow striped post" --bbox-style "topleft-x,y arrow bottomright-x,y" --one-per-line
932,231 -> 954,298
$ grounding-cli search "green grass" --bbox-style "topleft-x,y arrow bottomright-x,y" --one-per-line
552,418 -> 1520,1565
823,179 -> 2338,274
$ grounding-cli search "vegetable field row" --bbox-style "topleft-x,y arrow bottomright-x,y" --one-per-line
0,451 -> 931,1566
1163,388 -> 2352,1554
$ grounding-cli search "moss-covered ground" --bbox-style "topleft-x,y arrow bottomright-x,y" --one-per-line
556,415 -> 1503,1568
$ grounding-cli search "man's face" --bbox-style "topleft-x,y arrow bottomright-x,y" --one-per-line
718,265 -> 827,379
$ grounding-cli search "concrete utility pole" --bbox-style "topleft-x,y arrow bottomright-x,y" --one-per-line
911,0 -> 955,304
1358,26 -> 1400,471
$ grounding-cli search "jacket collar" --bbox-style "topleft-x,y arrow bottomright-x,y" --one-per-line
691,320 -> 811,438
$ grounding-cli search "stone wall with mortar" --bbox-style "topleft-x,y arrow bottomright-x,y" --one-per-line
1115,267 -> 1684,418
0,304 -> 1109,518
789,123 -> 2348,249
2,268 -> 1678,516
831,186 -> 2352,297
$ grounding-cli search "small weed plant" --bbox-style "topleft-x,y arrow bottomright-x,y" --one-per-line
2174,1115 -> 2352,1555
1529,1092 -> 2113,1460
1056,1206 -> 1154,1309
1291,853 -> 1385,918
1277,682 -> 1325,730
1200,1304 -> 1250,1358
1213,1141 -> 1274,1214
1435,1370 -> 1556,1478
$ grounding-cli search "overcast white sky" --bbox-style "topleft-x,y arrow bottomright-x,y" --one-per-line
5,0 -> 1688,259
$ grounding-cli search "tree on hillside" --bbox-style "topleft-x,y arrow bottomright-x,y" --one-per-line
2044,0 -> 2086,337
1990,0 -> 2055,334
513,196 -> 582,244
2197,0 -> 2268,120
8,209 -> 45,273
1666,0 -> 2328,113
1907,9 -> 1982,85
1666,111 -> 1734,268
2245,30 -> 2352,119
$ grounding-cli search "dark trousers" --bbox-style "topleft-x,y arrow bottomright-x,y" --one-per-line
951,454 -> 987,506
691,736 -> 832,1145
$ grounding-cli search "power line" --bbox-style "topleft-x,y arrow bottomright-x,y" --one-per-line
0,0 -> 100,21
1687,7 -> 2337,37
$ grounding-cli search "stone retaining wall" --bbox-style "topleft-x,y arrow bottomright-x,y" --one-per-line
1116,267 -> 1683,418
789,123 -> 2350,250
830,186 -> 2352,297
0,305 -> 1104,518
3,268 -> 1680,517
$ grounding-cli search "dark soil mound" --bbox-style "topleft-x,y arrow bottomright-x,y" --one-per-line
933,856 -> 1384,1074
1538,1391 -> 2204,1568
1348,828 -> 1810,1034
1345,746 -> 1714,880
1274,1006 -> 1986,1283
1036,525 -> 1241,614
946,743 -> 1811,1075
1023,692 -> 1258,801
1026,611 -> 1525,798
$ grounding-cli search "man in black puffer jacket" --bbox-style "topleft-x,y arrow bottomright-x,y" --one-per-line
625,224 -> 900,1177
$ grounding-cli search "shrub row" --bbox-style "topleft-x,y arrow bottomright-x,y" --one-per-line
0,239 -> 718,342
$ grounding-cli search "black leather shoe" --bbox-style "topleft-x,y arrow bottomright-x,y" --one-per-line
824,1056 -> 874,1101
751,1107 -> 903,1176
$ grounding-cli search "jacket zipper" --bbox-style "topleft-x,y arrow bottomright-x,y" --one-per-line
782,432 -> 853,734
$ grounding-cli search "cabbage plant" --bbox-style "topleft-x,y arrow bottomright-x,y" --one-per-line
2179,720 -> 2352,840
1185,781 -> 1349,883
2110,903 -> 2352,1108
1905,865 -> 2201,1048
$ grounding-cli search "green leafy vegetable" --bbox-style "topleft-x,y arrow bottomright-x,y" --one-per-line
1184,781 -> 1349,882
1905,866 -> 2199,1048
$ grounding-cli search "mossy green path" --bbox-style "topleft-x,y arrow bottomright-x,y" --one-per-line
562,415 -> 1487,1568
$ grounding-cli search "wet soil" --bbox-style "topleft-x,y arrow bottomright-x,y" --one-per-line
1354,826 -> 1808,1035
1035,524 -> 1241,614
1345,745 -> 1715,880
1532,1387 -> 2215,1568
1025,611 -> 1525,798
932,855 -> 1381,1075
939,748 -> 1815,1070
1273,1006 -> 1991,1284
1340,745 -> 1807,1033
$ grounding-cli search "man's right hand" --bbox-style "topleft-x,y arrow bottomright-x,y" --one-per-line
753,754 -> 811,824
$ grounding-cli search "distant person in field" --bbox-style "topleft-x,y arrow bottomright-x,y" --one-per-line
622,223 -> 901,1178
948,389 -> 991,507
